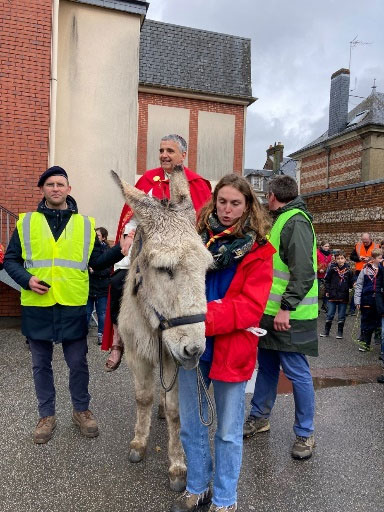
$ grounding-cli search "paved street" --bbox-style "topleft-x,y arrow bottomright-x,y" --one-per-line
1,313 -> 383,512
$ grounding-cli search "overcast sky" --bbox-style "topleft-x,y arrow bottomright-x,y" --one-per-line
145,0 -> 384,169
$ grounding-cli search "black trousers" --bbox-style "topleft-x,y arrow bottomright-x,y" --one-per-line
109,269 -> 128,325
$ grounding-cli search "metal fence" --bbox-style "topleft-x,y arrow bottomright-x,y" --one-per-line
0,205 -> 18,248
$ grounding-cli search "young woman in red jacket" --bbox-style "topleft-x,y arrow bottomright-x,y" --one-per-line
317,241 -> 332,312
171,174 -> 275,512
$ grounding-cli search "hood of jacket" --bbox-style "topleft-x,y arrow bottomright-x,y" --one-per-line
272,195 -> 313,222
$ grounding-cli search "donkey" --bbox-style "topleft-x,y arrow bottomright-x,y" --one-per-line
111,166 -> 212,491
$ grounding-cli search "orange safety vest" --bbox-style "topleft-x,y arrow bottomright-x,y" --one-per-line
354,242 -> 380,271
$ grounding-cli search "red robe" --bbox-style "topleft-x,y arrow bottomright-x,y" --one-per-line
101,166 -> 212,351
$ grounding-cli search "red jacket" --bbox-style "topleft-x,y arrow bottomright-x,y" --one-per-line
101,166 -> 212,351
317,248 -> 332,279
206,241 -> 275,382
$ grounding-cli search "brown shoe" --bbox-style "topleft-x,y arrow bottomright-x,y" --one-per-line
33,416 -> 56,444
72,409 -> 99,438
105,344 -> 124,372
170,488 -> 212,512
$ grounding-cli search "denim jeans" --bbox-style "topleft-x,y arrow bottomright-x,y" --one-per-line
250,348 -> 315,437
86,295 -> 108,335
178,361 -> 246,507
29,337 -> 90,417
326,301 -> 347,323
381,317 -> 384,355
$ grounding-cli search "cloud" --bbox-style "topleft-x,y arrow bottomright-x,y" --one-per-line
146,0 -> 384,168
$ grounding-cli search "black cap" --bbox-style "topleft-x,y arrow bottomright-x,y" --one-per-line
37,166 -> 68,187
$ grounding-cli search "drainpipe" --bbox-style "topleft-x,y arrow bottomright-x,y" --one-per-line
48,0 -> 59,166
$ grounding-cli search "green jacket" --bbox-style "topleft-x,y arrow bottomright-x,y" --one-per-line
259,196 -> 318,356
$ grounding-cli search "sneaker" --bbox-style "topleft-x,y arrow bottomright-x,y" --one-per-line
377,375 -> 384,384
208,504 -> 237,512
170,488 -> 212,512
97,334 -> 102,346
243,416 -> 270,438
33,415 -> 56,444
336,334 -> 343,339
291,434 -> 315,459
358,344 -> 371,352
319,333 -> 329,337
72,409 -> 99,438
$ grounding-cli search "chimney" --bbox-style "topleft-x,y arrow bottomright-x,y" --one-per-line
328,68 -> 350,137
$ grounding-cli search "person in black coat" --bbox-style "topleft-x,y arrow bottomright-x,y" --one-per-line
87,227 -> 111,345
4,166 -> 132,444
320,251 -> 354,339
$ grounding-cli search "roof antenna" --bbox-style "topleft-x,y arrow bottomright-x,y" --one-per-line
349,35 -> 372,92
371,78 -> 377,94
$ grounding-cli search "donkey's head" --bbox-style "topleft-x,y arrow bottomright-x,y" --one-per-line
111,167 -> 212,369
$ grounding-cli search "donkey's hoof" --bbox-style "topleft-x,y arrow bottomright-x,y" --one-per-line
157,403 -> 166,420
129,448 -> 145,463
169,475 -> 186,492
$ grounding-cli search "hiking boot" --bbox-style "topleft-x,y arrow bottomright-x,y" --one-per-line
291,434 -> 315,459
208,504 -> 237,512
33,415 -> 56,444
243,416 -> 270,438
72,409 -> 99,438
170,488 -> 212,512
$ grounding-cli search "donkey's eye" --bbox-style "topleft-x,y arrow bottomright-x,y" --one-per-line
157,267 -> 174,279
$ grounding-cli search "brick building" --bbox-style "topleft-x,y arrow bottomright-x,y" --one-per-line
289,68 -> 384,253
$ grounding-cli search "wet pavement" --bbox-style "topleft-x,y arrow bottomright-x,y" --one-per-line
1,311 -> 384,512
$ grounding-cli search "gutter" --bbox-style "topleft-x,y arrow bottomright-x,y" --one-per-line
48,0 -> 59,166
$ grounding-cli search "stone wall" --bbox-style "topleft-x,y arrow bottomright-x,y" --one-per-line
305,181 -> 384,254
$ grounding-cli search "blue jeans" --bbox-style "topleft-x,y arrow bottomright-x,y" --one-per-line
326,302 -> 347,323
178,361 -> 246,507
86,295 -> 108,335
29,337 -> 90,417
381,317 -> 384,355
250,348 -> 315,437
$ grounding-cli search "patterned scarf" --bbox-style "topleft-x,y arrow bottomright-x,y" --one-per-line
365,263 -> 378,283
335,265 -> 349,283
200,213 -> 257,271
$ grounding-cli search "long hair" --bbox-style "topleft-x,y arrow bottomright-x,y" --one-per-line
197,173 -> 271,242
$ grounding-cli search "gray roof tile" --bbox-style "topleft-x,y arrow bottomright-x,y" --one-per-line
139,19 -> 253,102
290,91 -> 384,156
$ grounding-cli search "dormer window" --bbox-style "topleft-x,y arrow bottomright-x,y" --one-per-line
347,109 -> 369,127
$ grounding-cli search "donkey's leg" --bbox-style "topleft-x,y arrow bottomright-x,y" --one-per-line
128,356 -> 155,463
162,354 -> 186,492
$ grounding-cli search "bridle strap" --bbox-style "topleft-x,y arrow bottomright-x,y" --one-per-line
157,312 -> 206,331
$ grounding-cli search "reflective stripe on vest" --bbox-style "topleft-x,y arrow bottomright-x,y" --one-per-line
17,212 -> 95,307
354,242 -> 380,271
264,208 -> 318,320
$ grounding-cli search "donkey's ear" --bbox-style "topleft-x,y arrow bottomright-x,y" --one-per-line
169,165 -> 193,207
110,170 -> 161,221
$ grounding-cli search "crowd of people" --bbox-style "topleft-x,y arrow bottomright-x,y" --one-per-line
317,233 -> 384,383
2,133 -> 383,511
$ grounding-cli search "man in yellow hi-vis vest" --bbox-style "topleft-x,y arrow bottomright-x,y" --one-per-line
243,175 -> 318,460
4,166 -> 130,444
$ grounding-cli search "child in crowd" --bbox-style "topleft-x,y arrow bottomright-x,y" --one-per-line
375,255 -> 384,382
354,248 -> 383,352
320,250 -> 354,339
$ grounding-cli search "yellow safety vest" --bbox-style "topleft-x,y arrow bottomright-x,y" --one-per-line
17,212 -> 95,307
264,208 -> 318,320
